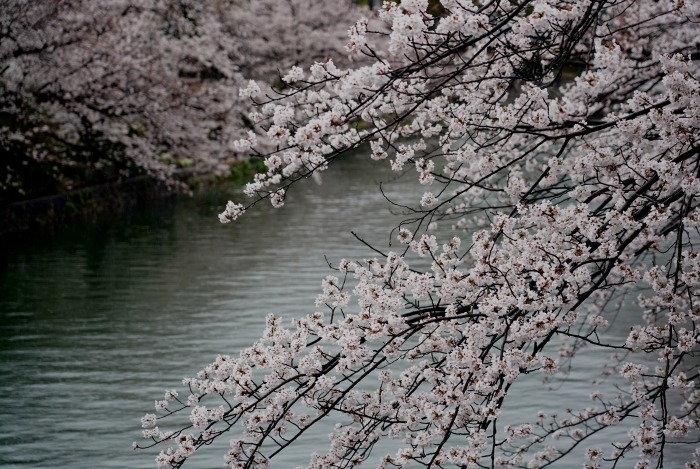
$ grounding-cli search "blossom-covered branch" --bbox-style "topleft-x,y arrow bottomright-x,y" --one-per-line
142,1 -> 699,467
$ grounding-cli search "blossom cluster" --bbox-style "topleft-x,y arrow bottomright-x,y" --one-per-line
144,1 -> 699,467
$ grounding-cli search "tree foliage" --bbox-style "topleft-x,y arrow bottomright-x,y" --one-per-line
139,1 -> 699,467
0,0 -> 363,201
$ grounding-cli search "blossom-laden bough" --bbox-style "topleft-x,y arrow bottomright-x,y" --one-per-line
138,1 -> 699,468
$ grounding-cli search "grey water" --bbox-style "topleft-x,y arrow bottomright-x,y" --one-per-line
0,154 -> 695,468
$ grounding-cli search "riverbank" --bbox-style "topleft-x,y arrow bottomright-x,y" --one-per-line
0,161 -> 262,240
0,175 -> 170,239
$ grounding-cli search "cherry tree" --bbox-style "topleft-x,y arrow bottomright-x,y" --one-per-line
138,1 -> 699,467
0,0 -> 364,199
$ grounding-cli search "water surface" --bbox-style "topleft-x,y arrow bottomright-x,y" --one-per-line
0,154 -> 694,468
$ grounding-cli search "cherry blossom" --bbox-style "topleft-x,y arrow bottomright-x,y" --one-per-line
141,1 -> 699,467
0,0 -> 367,198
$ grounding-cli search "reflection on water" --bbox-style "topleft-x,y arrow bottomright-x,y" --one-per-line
0,154 -> 694,468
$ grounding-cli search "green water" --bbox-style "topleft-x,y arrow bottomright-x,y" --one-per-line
0,154 -> 410,468
0,154 -> 695,468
